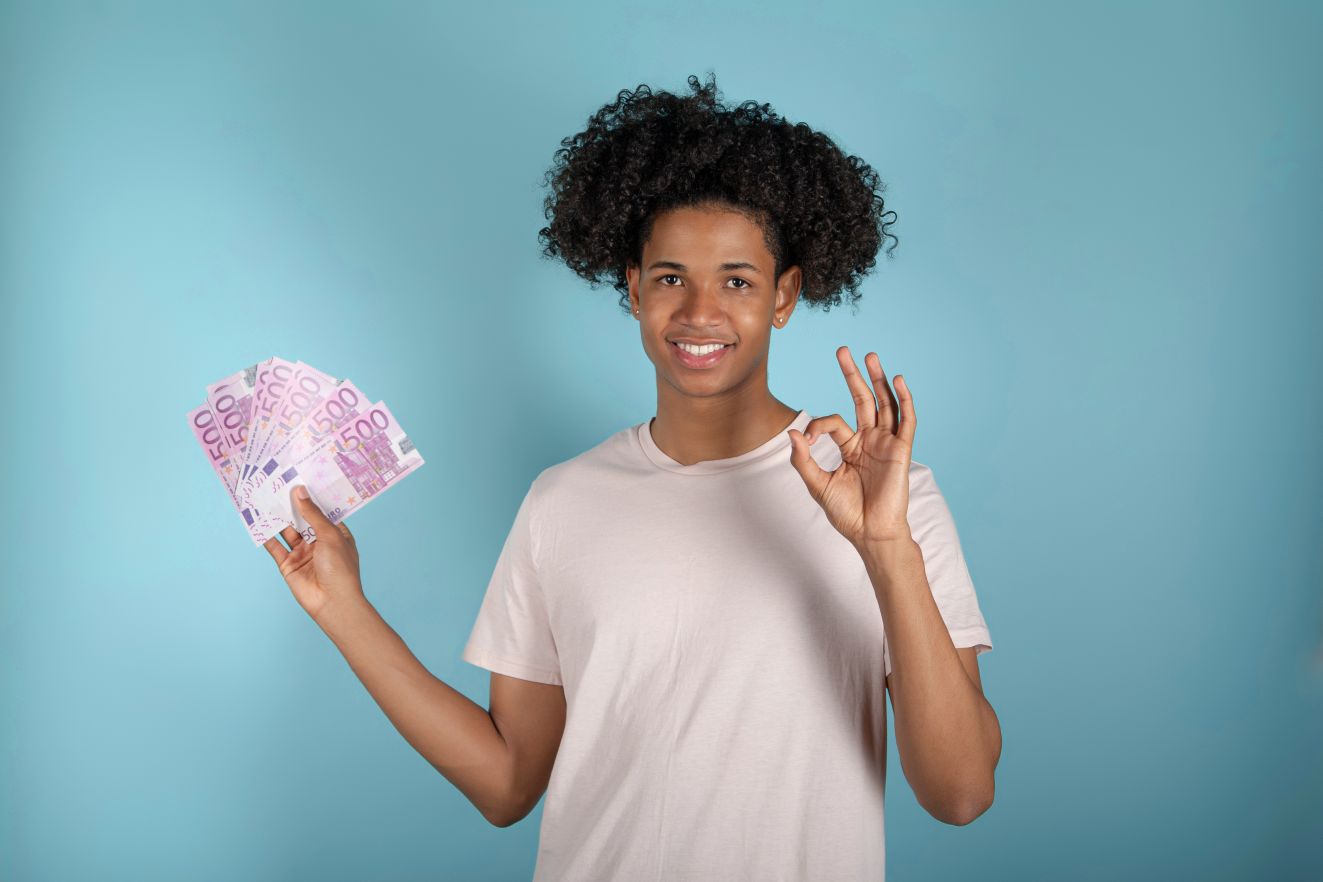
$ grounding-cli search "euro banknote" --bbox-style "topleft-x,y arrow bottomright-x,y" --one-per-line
188,358 -> 425,544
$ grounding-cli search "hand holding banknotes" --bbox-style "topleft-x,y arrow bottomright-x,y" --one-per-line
188,356 -> 424,545
263,486 -> 364,624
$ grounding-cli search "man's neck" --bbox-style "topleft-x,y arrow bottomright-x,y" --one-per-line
648,395 -> 800,466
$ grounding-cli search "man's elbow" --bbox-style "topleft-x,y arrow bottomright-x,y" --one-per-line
928,783 -> 995,826
940,797 -> 993,826
485,812 -> 519,829
483,805 -> 525,828
483,789 -> 537,828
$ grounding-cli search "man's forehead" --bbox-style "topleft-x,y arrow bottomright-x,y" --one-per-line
645,258 -> 763,275
644,218 -> 772,262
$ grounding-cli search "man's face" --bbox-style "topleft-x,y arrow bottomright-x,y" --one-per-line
627,205 -> 800,400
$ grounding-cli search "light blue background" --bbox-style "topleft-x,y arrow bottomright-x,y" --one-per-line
3,1 -> 1320,880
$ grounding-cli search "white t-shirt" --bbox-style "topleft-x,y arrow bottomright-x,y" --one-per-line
462,409 -> 993,881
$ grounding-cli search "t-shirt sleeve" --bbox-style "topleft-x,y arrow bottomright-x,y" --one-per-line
461,477 -> 563,685
883,462 -> 993,679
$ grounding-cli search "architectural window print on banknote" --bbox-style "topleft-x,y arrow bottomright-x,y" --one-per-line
187,357 -> 425,544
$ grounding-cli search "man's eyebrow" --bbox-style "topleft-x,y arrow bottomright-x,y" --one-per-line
647,260 -> 762,274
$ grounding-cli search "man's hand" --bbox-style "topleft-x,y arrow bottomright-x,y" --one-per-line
788,345 -> 917,548
262,486 -> 365,623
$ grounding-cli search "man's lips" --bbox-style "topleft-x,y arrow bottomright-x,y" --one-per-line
669,340 -> 733,369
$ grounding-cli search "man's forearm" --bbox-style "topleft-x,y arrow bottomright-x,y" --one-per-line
859,537 -> 1000,823
315,597 -> 514,824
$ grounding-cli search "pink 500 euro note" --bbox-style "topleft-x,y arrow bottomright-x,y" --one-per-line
188,359 -> 424,544
247,399 -> 424,543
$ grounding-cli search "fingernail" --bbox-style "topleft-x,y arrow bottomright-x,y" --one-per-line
294,485 -> 309,500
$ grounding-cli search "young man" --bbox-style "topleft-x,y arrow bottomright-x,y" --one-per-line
263,73 -> 1000,880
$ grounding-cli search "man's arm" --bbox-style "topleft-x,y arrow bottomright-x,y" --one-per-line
490,670 -> 567,824
317,598 -> 565,827
861,537 -> 1002,825
264,492 -> 566,828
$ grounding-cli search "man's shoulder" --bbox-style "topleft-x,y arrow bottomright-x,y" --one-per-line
531,420 -> 646,500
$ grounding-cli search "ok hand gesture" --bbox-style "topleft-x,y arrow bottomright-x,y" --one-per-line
788,346 -> 916,549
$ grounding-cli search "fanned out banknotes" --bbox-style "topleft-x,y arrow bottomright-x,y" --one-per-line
187,357 -> 424,545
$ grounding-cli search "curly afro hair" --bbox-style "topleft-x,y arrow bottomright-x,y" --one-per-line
537,71 -> 897,316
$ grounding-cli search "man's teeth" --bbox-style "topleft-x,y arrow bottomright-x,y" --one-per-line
675,342 -> 729,356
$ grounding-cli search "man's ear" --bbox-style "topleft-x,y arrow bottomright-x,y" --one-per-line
776,264 -> 803,315
625,264 -> 639,312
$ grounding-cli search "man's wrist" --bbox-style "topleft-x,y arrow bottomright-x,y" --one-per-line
315,594 -> 379,645
855,534 -> 922,577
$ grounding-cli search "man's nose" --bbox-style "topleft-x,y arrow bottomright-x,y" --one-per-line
673,283 -> 726,324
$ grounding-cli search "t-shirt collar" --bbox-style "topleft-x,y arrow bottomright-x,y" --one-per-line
636,409 -> 812,475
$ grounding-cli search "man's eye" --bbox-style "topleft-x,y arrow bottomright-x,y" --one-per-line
656,275 -> 750,289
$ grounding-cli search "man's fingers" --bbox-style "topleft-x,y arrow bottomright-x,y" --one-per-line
865,352 -> 900,434
280,525 -> 303,548
263,536 -> 289,567
836,345 -> 878,431
803,414 -> 854,450
336,520 -> 354,543
894,374 -> 917,447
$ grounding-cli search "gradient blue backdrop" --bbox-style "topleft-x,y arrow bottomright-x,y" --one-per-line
2,2 -> 1319,880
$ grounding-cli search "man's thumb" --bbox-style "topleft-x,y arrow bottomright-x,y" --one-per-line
292,484 -> 335,532
788,429 -> 830,503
